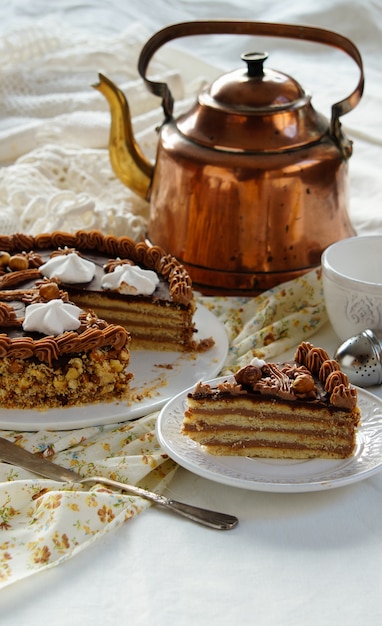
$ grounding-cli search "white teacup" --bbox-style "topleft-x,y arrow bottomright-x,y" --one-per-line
321,235 -> 382,341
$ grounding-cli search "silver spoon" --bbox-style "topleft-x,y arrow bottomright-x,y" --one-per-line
0,436 -> 238,530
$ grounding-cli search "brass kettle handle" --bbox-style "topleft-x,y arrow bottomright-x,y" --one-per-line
137,20 -> 364,159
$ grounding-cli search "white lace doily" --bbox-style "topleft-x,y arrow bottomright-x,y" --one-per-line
0,19 -> 200,238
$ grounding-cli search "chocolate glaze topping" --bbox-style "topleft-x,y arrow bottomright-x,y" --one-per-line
192,342 -> 358,411
0,230 -> 193,305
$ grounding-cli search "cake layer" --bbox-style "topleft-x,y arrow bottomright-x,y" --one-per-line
184,422 -> 356,442
183,414 -> 356,445
184,399 -> 357,432
183,407 -> 357,459
199,443 -> 354,460
70,291 -> 195,349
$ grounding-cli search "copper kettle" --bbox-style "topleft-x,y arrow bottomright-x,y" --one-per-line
94,21 -> 364,295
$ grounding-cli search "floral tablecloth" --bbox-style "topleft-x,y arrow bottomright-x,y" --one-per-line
0,267 -> 326,588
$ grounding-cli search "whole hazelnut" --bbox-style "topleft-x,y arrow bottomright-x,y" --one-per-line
39,282 -> 60,301
9,254 -> 29,271
235,365 -> 262,387
0,251 -> 11,267
291,373 -> 315,394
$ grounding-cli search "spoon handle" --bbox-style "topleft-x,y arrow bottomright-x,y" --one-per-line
84,476 -> 239,530
0,436 -> 238,531
164,499 -> 239,530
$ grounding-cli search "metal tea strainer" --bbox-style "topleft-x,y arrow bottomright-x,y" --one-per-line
334,329 -> 382,387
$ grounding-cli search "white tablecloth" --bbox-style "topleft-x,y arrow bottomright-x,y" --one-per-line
0,1 -> 382,625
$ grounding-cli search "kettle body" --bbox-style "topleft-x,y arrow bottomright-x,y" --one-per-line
95,21 -> 364,295
149,127 -> 351,293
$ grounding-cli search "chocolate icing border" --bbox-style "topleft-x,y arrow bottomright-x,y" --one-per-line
0,230 -> 193,305
0,311 -> 129,365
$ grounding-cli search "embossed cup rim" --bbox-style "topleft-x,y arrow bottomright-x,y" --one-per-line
322,236 -> 382,291
322,271 -> 382,296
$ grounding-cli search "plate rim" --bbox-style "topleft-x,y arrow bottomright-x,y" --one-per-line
0,304 -> 228,431
156,379 -> 382,493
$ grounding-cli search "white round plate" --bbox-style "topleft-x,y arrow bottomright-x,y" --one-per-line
0,305 -> 228,431
156,379 -> 382,493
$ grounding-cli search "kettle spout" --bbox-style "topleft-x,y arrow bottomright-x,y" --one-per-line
93,73 -> 153,200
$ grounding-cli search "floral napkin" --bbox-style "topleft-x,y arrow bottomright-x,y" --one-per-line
0,266 -> 326,589
199,266 -> 326,372
0,414 -> 178,588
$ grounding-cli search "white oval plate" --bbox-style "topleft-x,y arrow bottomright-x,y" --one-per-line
0,305 -> 228,431
156,379 -> 382,493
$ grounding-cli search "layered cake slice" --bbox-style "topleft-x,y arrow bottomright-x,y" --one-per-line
0,230 -> 212,352
182,342 -> 361,460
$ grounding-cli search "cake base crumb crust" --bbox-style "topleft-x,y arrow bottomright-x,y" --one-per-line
0,344 -> 132,410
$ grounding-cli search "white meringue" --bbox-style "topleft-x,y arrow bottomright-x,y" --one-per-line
22,299 -> 82,336
101,264 -> 159,295
250,356 -> 267,368
39,252 -> 96,284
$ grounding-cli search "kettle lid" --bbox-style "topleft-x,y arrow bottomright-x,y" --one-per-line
210,52 -> 305,109
177,52 -> 328,152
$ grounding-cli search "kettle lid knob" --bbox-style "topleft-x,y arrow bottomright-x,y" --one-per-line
241,51 -> 268,77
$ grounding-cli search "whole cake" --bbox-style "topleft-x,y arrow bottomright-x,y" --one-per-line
182,342 -> 361,460
0,230 -> 210,410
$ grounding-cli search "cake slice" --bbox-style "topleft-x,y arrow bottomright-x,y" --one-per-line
182,342 -> 361,460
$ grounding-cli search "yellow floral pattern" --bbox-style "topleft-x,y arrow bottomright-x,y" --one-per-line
0,414 -> 178,588
0,268 -> 327,588
199,267 -> 327,372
